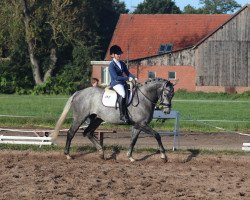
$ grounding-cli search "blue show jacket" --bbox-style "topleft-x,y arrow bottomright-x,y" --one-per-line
109,60 -> 135,87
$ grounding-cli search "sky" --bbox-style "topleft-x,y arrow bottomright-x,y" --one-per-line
123,0 -> 250,12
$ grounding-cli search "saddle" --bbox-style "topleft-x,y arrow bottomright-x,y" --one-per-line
102,82 -> 134,108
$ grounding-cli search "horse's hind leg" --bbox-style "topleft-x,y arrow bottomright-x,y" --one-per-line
64,119 -> 82,159
127,126 -> 141,162
83,118 -> 104,159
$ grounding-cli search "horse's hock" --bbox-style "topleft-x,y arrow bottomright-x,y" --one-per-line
78,128 -> 117,147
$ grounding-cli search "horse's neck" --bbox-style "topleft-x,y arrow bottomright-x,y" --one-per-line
139,84 -> 160,103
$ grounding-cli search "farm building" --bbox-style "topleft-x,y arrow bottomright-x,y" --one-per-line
91,5 -> 250,93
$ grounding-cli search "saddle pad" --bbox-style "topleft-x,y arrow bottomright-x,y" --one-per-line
102,85 -> 133,108
102,88 -> 118,107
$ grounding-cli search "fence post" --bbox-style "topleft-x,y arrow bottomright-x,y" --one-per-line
153,110 -> 180,150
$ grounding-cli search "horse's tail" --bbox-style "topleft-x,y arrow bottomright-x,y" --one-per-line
50,95 -> 74,140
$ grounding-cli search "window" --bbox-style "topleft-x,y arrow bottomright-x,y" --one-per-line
165,44 -> 173,52
148,71 -> 156,79
168,71 -> 176,80
159,44 -> 166,54
101,66 -> 111,85
158,43 -> 173,54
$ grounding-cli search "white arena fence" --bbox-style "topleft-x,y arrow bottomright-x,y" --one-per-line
242,143 -> 250,151
0,128 -> 53,146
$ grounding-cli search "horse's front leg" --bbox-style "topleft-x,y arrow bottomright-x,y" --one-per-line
127,126 -> 141,162
137,124 -> 167,162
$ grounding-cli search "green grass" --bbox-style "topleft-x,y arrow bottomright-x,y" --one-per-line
0,94 -> 71,128
0,92 -> 250,132
174,90 -> 250,100
171,99 -> 250,132
0,94 -> 68,116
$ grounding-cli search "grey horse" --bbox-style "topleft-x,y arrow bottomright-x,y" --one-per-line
50,78 -> 174,162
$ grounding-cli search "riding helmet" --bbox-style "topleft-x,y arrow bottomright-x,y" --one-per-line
110,45 -> 123,55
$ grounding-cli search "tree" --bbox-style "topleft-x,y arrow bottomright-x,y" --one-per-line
183,0 -> 241,14
183,4 -> 203,14
21,0 -> 94,85
85,0 -> 128,58
0,0 -> 127,93
133,0 -> 181,14
0,1 -> 34,93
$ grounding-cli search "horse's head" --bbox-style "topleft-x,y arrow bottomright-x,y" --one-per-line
159,81 -> 174,114
138,79 -> 175,114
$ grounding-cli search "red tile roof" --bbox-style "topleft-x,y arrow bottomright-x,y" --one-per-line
105,14 -> 231,60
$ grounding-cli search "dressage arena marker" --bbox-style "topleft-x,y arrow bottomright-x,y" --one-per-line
0,128 -> 52,145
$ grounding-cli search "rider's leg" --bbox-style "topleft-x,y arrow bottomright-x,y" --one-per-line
118,95 -> 129,123
113,84 -> 130,123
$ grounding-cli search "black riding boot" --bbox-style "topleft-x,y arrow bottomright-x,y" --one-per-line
118,96 -> 130,123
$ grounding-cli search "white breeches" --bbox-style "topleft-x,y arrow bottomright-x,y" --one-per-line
113,84 -> 126,98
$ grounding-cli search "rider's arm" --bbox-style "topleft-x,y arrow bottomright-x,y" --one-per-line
109,62 -> 129,81
121,61 -> 135,79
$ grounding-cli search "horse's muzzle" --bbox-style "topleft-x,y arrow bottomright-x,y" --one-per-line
161,102 -> 171,114
162,104 -> 171,114
163,107 -> 171,114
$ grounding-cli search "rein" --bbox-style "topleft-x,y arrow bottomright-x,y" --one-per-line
137,86 -> 158,105
132,81 -> 172,107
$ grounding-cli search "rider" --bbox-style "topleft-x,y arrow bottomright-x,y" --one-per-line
109,45 -> 136,123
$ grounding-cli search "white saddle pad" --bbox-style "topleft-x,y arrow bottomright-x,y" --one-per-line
102,88 -> 119,107
102,86 -> 133,108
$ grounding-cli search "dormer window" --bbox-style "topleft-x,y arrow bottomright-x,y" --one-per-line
158,43 -> 173,54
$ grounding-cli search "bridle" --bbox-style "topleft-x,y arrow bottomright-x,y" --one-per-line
133,81 -> 174,107
158,81 -> 174,107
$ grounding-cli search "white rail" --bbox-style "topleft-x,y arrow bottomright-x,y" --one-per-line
242,143 -> 250,151
0,128 -> 53,146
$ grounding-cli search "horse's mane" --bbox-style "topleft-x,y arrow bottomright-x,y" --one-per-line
144,78 -> 168,85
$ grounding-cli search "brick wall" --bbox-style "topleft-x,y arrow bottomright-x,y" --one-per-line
91,64 -> 103,81
92,64 -> 196,91
129,65 -> 196,92
92,64 -> 250,93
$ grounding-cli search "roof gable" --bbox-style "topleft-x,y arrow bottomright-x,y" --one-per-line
194,5 -> 249,48
105,14 -> 231,60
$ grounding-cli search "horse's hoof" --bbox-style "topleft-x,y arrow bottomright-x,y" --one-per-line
161,153 -> 168,162
66,155 -> 72,160
98,150 -> 105,160
128,157 -> 136,162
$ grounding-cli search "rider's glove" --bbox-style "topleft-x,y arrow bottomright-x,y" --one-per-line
129,77 -> 133,82
134,78 -> 138,81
